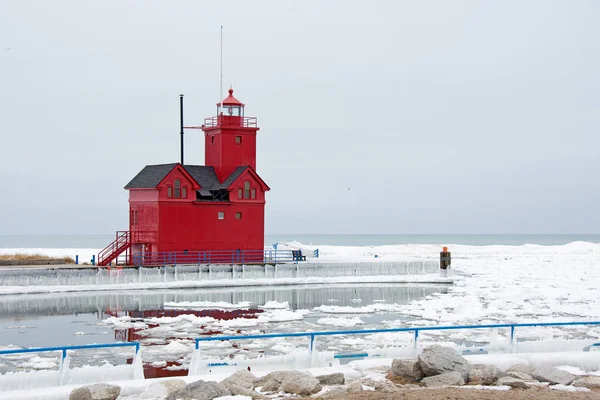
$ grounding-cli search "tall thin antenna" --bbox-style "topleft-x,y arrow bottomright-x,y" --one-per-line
220,25 -> 223,110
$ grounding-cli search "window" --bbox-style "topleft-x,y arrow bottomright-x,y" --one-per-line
251,188 -> 256,200
235,212 -> 242,220
182,187 -> 187,199
243,181 -> 251,199
211,136 -> 215,145
130,209 -> 138,226
218,211 -> 225,220
167,186 -> 172,198
238,188 -> 243,199
174,179 -> 181,198
235,135 -> 242,144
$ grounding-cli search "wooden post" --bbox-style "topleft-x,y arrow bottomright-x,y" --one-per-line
440,246 -> 451,270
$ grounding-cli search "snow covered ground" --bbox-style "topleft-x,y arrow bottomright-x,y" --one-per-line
1,241 -> 600,396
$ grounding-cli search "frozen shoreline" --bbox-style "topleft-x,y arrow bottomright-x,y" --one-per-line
0,274 -> 454,295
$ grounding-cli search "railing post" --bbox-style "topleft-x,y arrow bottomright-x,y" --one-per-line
510,325 -> 516,353
309,334 -> 315,352
413,329 -> 419,356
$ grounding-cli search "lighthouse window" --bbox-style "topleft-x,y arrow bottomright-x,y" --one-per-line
218,211 -> 225,220
182,187 -> 187,199
167,186 -> 173,198
236,212 -> 242,220
235,136 -> 242,144
238,188 -> 243,199
251,188 -> 256,200
174,179 -> 181,198
211,136 -> 215,145
243,181 -> 251,199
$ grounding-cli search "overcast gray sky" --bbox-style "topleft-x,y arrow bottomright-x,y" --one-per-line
0,1 -> 598,235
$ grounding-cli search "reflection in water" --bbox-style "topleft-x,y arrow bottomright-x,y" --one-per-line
0,284 -> 446,318
0,284 -> 448,378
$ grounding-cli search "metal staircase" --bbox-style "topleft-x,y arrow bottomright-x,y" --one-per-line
98,231 -> 131,266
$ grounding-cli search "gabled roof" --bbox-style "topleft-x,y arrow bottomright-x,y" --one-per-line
125,163 -> 269,193
219,166 -> 248,189
124,163 -> 178,189
221,166 -> 271,191
184,165 -> 221,190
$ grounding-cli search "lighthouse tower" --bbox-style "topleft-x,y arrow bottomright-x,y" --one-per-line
97,88 -> 270,266
203,88 -> 259,182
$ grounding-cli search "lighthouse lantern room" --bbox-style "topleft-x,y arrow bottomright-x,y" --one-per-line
97,89 -> 270,266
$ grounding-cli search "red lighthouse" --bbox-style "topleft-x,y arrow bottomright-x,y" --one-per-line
98,89 -> 270,266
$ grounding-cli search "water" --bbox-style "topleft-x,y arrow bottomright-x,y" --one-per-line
0,284 -> 446,377
1,234 -> 599,248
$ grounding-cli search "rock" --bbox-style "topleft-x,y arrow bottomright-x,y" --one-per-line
391,358 -> 424,381
399,383 -> 421,389
468,364 -> 506,385
573,376 -> 600,389
225,383 -> 265,399
69,383 -> 121,400
421,371 -> 465,388
165,380 -> 230,400
221,369 -> 257,389
532,366 -> 576,385
253,371 -> 289,392
507,364 -> 533,375
279,371 -> 322,395
347,381 -> 364,393
359,378 -> 396,393
316,372 -> 345,385
418,345 -> 471,380
317,387 -> 350,399
139,379 -> 186,399
378,382 -> 401,393
495,376 -> 531,389
506,370 -> 534,381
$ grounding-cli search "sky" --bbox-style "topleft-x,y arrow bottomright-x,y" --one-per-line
0,1 -> 599,235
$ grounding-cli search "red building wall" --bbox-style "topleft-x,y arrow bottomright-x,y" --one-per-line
157,202 -> 264,252
205,126 -> 258,182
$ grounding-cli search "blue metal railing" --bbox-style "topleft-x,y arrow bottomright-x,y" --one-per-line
0,342 -> 140,360
131,249 -> 305,266
194,320 -> 600,361
0,342 -> 141,390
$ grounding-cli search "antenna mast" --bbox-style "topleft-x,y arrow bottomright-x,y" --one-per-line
220,25 -> 223,110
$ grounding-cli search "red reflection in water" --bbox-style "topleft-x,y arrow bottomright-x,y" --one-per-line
108,308 -> 264,378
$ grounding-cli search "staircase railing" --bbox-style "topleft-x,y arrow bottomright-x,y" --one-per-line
98,231 -> 131,266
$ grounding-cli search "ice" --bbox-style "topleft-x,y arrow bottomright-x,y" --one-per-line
164,301 -> 253,309
214,396 -> 252,400
260,301 -> 289,309
317,317 -> 364,327
162,341 -> 191,354
3,241 -> 600,395
258,310 -> 306,323
314,305 -> 377,314
550,384 -> 590,392
459,385 -> 511,391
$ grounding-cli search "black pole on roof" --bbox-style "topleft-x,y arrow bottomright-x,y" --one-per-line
179,94 -> 184,165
